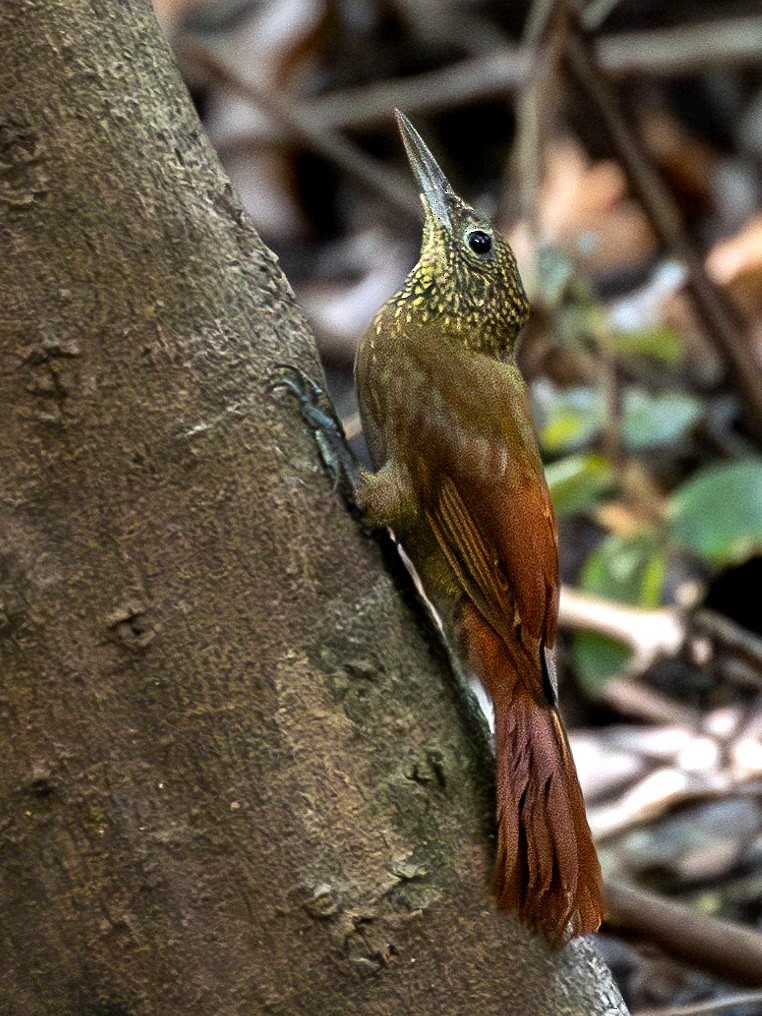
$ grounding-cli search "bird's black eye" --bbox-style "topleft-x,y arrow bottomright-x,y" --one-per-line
467,229 -> 492,255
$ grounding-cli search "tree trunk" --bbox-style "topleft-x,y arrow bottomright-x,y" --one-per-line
0,2 -> 626,1013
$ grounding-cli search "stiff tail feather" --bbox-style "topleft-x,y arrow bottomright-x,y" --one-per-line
459,603 -> 604,945
493,686 -> 604,945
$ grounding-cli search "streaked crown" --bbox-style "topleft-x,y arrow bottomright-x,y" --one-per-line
379,112 -> 530,359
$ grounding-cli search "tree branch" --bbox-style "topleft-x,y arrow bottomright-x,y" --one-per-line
605,882 -> 762,990
190,17 -> 762,140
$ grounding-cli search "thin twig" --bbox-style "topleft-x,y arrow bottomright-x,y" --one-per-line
605,880 -> 762,988
177,41 -> 421,221
388,1 -> 506,56
218,17 -> 762,141
595,16 -> 762,77
296,48 -> 529,135
692,609 -> 762,682
582,0 -> 625,31
563,16 -> 762,431
522,0 -> 559,48
504,0 -> 568,227
636,991 -> 762,1016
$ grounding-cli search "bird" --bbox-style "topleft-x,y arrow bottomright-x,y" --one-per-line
272,111 -> 604,946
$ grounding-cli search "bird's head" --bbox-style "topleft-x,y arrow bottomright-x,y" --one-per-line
390,110 -> 529,359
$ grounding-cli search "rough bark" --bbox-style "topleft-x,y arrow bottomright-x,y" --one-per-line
0,2 -> 627,1014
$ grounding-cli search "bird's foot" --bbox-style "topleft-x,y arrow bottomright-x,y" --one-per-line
268,364 -> 360,505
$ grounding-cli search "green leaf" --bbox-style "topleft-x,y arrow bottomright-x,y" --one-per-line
605,325 -> 682,364
536,383 -> 702,454
572,634 -> 630,698
580,532 -> 666,608
668,459 -> 762,567
572,532 -> 667,697
536,385 -> 604,454
544,452 -> 614,517
621,388 -> 703,450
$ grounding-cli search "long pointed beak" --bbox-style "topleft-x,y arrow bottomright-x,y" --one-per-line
395,109 -> 454,231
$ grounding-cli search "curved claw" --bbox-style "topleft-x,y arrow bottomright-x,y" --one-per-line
267,362 -> 360,502
267,363 -> 323,402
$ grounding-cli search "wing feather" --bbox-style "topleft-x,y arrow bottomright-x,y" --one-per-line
412,360 -> 559,664
425,476 -> 517,646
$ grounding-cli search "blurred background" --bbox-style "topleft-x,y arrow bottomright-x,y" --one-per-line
154,1 -> 761,1011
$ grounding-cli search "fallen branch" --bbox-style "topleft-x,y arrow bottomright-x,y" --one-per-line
559,587 -> 683,673
559,588 -> 762,691
605,881 -> 762,989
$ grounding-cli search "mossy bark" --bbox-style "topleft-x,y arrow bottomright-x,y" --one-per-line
0,2 -> 627,1013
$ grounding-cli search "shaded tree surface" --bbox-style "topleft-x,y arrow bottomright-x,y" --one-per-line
0,2 -> 626,1013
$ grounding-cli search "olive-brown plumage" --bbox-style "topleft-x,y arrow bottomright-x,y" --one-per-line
354,112 -> 604,945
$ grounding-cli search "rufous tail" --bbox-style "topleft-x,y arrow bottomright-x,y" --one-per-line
460,606 -> 605,945
493,685 -> 604,945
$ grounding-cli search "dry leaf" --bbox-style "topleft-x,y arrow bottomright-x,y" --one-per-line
706,214 -> 762,318
639,107 -> 715,219
535,138 -> 657,277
